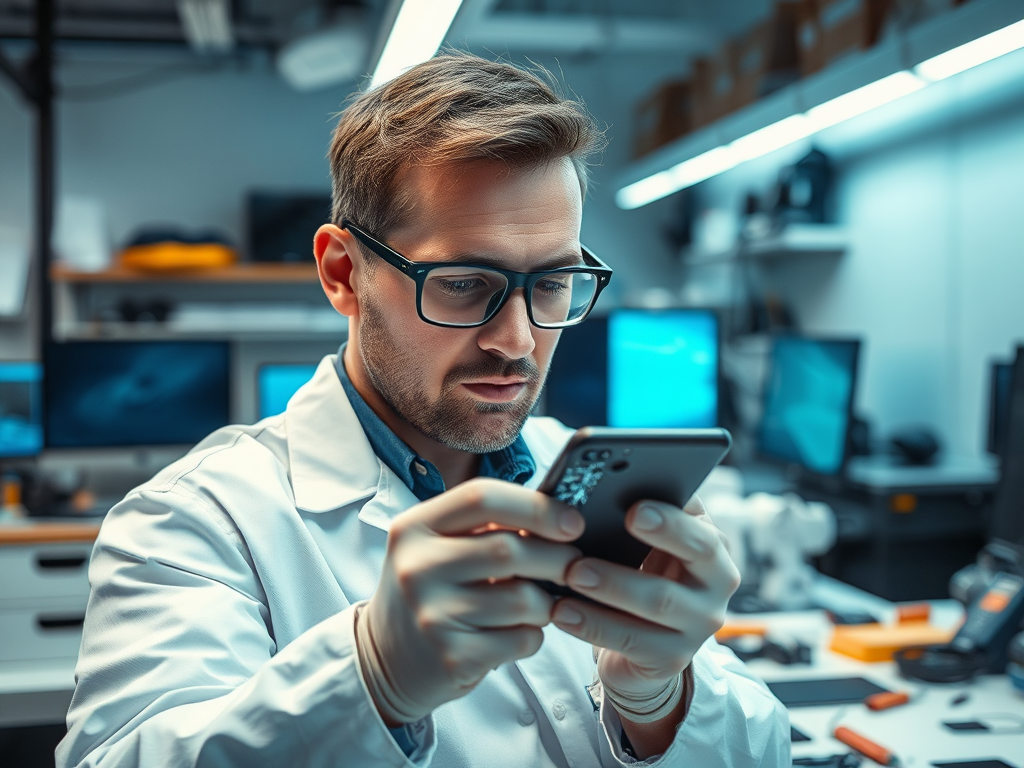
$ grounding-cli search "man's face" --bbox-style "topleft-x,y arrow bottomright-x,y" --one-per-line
354,158 -> 584,453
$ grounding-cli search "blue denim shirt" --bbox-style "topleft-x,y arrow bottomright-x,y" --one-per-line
334,346 -> 537,757
334,346 -> 536,501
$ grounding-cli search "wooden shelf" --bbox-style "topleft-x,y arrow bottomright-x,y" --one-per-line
0,521 -> 101,546
50,263 -> 321,284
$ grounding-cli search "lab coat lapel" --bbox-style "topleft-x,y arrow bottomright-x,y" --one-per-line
285,355 -> 418,530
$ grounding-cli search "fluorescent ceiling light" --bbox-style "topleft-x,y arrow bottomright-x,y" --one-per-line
278,23 -> 369,91
370,0 -> 465,89
178,0 -> 233,53
805,71 -> 926,131
729,114 -> 816,163
616,15 -> 1024,209
916,17 -> 1024,82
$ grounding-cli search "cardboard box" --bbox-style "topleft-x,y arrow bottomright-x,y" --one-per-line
692,46 -> 738,128
798,0 -> 892,75
732,1 -> 804,109
632,80 -> 694,159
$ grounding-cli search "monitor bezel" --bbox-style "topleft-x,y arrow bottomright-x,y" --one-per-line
755,333 -> 862,478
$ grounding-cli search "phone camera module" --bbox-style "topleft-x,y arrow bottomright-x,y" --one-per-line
598,449 -> 612,460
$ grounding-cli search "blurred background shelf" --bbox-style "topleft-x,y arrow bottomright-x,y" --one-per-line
682,224 -> 848,266
50,263 -> 321,284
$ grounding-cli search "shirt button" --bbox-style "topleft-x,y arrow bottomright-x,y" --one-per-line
518,709 -> 536,726
413,462 -> 428,476
552,700 -> 566,721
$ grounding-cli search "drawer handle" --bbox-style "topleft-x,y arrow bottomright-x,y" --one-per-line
36,554 -> 88,570
37,614 -> 86,631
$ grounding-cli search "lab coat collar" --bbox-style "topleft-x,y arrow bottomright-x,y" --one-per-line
285,355 -> 407,518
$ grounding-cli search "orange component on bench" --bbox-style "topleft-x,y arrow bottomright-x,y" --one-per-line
864,691 -> 911,711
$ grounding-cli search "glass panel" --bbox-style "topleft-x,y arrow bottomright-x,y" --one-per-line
421,266 -> 508,325
530,271 -> 598,327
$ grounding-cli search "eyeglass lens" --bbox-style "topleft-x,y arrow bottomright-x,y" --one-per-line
421,267 -> 598,327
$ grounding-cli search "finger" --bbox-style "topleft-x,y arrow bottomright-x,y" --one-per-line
444,625 -> 546,685
551,598 -> 687,671
396,529 -> 581,585
445,581 -> 554,628
407,478 -> 584,542
626,500 -> 736,579
683,493 -> 707,517
565,557 -> 723,634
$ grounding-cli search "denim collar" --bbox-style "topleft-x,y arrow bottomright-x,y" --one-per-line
334,345 -> 536,501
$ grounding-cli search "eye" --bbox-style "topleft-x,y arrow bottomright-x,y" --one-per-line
534,277 -> 571,296
432,275 -> 491,297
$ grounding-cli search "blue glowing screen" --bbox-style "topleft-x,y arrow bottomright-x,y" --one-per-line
45,341 -> 230,448
608,310 -> 719,429
258,364 -> 318,419
0,362 -> 43,458
758,337 -> 859,475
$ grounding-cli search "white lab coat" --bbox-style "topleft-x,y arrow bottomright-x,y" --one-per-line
58,355 -> 790,768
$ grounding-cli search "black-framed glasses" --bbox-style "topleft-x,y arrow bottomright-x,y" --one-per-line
342,220 -> 613,329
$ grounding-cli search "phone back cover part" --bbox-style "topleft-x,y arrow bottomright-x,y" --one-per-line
545,427 -> 731,570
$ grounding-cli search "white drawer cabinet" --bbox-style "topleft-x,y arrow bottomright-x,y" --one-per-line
0,600 -> 87,662
0,543 -> 92,608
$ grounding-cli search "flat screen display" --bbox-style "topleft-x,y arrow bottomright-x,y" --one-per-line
258,363 -> 318,419
44,341 -> 230,448
758,336 -> 860,475
543,317 -> 607,428
0,361 -> 43,458
608,309 -> 719,429
988,361 -> 1013,456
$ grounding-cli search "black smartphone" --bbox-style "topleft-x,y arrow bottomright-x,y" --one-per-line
536,427 -> 732,597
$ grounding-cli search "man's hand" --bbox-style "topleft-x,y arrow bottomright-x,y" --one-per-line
355,478 -> 584,726
551,495 -> 740,754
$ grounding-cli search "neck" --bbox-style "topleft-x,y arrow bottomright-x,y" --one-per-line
342,344 -> 479,489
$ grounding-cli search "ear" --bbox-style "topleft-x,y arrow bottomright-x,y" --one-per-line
314,223 -> 360,318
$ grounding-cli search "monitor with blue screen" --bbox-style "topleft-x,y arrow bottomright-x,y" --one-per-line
544,309 -> 719,429
44,341 -> 230,449
258,364 -> 319,419
758,336 -> 860,475
0,361 -> 43,458
608,309 -> 719,429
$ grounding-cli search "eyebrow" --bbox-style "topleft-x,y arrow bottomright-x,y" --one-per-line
432,250 -> 585,270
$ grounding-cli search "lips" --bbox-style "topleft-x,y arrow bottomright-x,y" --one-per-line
461,381 -> 528,402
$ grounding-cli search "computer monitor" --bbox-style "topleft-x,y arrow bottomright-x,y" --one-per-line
543,316 -> 608,428
544,309 -> 721,429
44,341 -> 230,449
0,361 -> 43,458
990,346 -> 1024,547
608,309 -> 719,429
988,361 -> 1013,456
257,363 -> 319,419
247,192 -> 332,263
758,336 -> 861,476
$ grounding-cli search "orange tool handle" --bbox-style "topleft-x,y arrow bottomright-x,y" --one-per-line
834,726 -> 897,765
865,691 -> 910,711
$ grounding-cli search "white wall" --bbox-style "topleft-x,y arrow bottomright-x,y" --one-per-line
698,46 -> 1024,456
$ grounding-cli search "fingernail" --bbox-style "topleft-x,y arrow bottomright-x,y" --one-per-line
633,504 -> 664,532
570,563 -> 600,589
559,509 -> 584,536
555,603 -> 583,625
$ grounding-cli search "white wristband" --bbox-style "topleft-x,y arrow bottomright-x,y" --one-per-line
602,672 -> 684,724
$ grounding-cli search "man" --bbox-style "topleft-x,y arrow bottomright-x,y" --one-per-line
58,53 -> 789,767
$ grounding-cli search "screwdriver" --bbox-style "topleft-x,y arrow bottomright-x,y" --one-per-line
833,725 -> 901,766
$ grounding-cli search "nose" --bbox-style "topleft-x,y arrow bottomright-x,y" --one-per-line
477,288 -> 536,360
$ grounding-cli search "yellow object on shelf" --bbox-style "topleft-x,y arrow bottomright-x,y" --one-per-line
830,623 -> 957,662
119,242 -> 237,272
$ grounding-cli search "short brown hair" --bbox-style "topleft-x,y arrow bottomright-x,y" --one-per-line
328,52 -> 603,238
